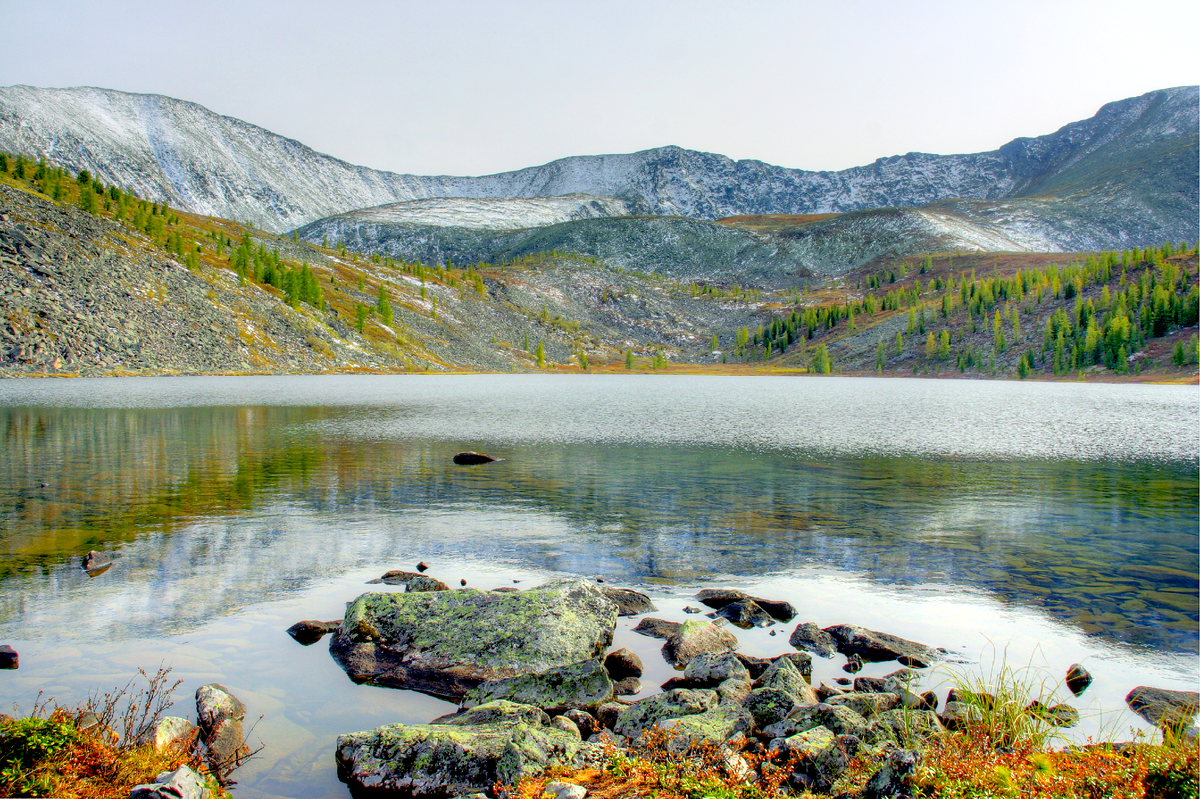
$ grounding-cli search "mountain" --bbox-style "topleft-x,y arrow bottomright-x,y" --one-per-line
0,85 -> 1194,241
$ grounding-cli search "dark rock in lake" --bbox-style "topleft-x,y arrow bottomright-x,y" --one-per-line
604,648 -> 644,680
81,550 -> 111,572
1044,703 -> 1080,728
713,599 -> 776,628
331,579 -> 617,699
835,678 -> 851,686
823,624 -> 940,667
563,709 -> 598,738
683,606 -> 702,614
661,620 -> 738,668
864,748 -> 921,799
631,617 -> 681,640
1066,663 -> 1093,697
1125,686 -> 1200,729
374,570 -> 449,591
286,619 -> 342,646
492,586 -> 520,593
694,588 -> 795,621
195,683 -> 249,784
336,701 -> 578,797
461,659 -> 614,715
789,622 -> 837,657
416,561 -> 430,572
0,645 -> 17,669
843,653 -> 864,673
461,578 -> 467,586
612,677 -> 641,696
452,451 -> 500,465
598,586 -> 657,616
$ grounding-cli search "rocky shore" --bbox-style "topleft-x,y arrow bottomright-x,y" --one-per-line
283,572 -> 1198,798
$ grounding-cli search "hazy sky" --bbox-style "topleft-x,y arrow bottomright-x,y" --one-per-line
3,0 -> 1197,177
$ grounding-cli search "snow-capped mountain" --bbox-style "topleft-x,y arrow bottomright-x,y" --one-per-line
0,84 -> 1195,244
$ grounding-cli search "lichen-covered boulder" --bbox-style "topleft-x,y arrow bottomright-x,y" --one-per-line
658,703 -> 753,749
788,702 -> 870,739
767,725 -> 836,758
868,708 -> 945,744
461,660 -> 613,715
129,765 -> 208,799
744,687 -> 795,729
661,620 -> 738,668
195,684 -> 249,784
330,579 -> 618,699
682,651 -> 750,687
612,688 -> 718,740
754,657 -> 815,705
335,702 -> 579,797
826,692 -> 900,718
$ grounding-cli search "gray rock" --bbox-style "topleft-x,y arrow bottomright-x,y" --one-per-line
788,622 -> 837,657
195,683 -> 249,783
823,624 -> 940,668
657,704 -> 753,749
152,716 -> 197,751
603,648 -> 643,680
869,708 -> 945,745
587,729 -> 626,747
543,781 -> 587,799
767,725 -> 835,759
335,711 -> 579,797
789,702 -> 870,739
563,709 -> 598,738
661,620 -> 738,667
854,669 -> 918,695
612,688 -> 718,740
682,651 -> 750,687
1066,663 -> 1093,697
753,658 -> 814,705
744,687 -> 795,729
461,659 -> 614,715
864,748 -> 921,799
1125,686 -> 1199,729
129,765 -> 208,799
598,587 -> 657,617
286,619 -> 342,645
550,716 -> 582,739
330,579 -> 618,699
433,700 -> 550,727
712,599 -> 776,628
827,691 -> 900,718
594,702 -> 625,730
374,570 -> 449,591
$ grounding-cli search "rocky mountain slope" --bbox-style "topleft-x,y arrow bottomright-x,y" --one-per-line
0,84 -> 1193,243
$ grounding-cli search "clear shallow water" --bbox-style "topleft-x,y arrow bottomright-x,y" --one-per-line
0,375 -> 1195,798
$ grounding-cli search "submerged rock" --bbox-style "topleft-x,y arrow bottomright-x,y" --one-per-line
336,701 -> 578,797
598,587 -> 657,616
460,659 -> 614,715
823,624 -> 940,668
330,579 -> 618,699
286,619 -> 342,646
453,451 -> 500,465
631,618 -> 680,639
81,549 -> 110,571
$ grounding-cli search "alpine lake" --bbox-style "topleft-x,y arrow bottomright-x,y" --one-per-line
0,374 -> 1195,799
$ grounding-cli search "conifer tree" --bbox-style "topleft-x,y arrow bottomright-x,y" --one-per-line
811,343 -> 831,374
377,285 -> 393,326
535,340 -> 545,368
624,349 -> 635,370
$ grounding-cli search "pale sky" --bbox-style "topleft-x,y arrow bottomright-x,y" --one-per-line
3,0 -> 1197,177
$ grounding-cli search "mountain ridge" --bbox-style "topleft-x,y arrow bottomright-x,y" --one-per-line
0,84 -> 1194,239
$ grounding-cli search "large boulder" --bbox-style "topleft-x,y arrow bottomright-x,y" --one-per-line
661,620 -> 738,668
754,657 -> 816,706
711,599 -> 777,628
658,704 -> 753,749
335,702 -> 578,797
744,687 -> 795,729
823,625 -> 940,668
864,749 -> 921,799
788,702 -> 871,740
612,689 -> 718,740
330,579 -> 618,699
1125,686 -> 1199,729
694,589 -> 796,622
461,660 -> 613,715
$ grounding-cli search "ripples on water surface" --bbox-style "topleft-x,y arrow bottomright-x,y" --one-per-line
0,375 -> 1195,798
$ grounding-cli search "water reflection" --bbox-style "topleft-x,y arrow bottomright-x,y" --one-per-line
0,397 -> 1195,652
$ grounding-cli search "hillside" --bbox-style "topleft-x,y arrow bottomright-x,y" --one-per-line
0,85 -> 1193,247
1,153 -> 1195,382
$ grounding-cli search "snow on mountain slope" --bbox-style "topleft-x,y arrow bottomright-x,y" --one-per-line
328,194 -> 634,230
0,85 -> 1194,241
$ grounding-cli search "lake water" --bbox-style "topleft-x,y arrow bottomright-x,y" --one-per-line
0,375 -> 1196,798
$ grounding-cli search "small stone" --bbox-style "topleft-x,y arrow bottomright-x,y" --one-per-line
604,648 -> 644,680
612,677 -> 641,696
0,645 -> 18,669
1066,663 -> 1093,697
417,561 -> 430,572
843,653 -> 863,673
543,781 -> 587,799
598,587 -> 656,616
564,709 -> 599,738
129,764 -> 208,799
461,578 -> 467,586
285,619 -> 341,645
788,622 -> 838,657
683,606 -> 702,614
152,716 -> 197,751
550,716 -> 582,739
595,702 -> 625,729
